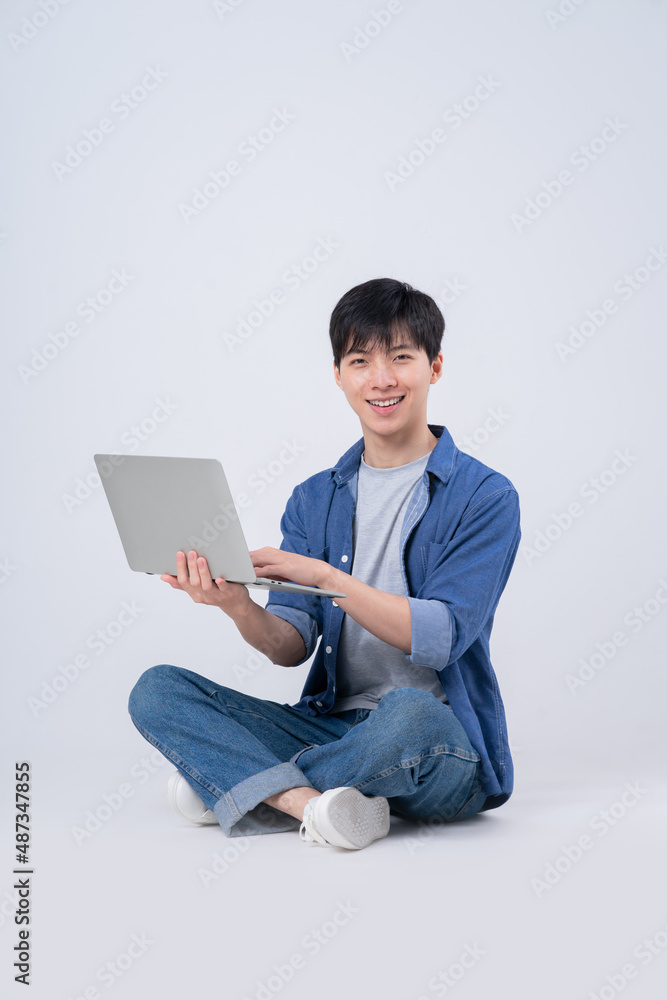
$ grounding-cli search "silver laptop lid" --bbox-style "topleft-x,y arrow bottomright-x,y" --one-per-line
93,454 -> 257,582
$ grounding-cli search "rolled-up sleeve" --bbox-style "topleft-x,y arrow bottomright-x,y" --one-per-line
265,605 -> 319,665
405,597 -> 453,668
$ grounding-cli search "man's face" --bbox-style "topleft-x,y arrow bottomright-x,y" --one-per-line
333,332 -> 443,438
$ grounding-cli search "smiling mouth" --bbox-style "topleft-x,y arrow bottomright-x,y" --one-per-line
367,395 -> 405,409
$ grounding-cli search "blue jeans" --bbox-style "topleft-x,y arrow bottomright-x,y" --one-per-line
128,665 -> 487,838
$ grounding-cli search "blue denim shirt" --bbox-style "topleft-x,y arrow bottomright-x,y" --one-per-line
265,424 -> 521,811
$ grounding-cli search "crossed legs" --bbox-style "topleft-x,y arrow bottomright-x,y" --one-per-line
128,664 -> 484,838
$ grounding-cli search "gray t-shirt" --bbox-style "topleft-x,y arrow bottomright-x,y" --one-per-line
331,450 -> 450,713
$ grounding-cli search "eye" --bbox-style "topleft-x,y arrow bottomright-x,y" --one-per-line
348,354 -> 412,365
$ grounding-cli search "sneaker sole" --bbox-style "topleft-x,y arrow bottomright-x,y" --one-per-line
318,787 -> 390,849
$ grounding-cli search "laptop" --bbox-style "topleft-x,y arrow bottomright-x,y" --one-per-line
93,454 -> 347,598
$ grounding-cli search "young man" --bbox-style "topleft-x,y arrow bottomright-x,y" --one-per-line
128,277 -> 521,851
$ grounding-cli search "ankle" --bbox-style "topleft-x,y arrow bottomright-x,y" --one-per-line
263,786 -> 322,821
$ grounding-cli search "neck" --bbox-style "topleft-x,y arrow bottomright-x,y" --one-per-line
362,424 -> 439,468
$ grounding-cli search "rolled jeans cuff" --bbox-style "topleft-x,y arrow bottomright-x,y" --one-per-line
212,761 -> 314,838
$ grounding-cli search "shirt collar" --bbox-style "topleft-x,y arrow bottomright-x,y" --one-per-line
332,424 -> 457,487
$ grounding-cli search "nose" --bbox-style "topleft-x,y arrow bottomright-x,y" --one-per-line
368,358 -> 397,389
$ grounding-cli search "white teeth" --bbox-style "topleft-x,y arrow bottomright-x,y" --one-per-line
369,397 -> 402,407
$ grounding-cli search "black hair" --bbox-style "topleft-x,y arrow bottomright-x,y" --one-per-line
329,277 -> 444,369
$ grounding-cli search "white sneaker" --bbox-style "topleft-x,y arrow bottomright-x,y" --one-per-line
299,786 -> 390,850
167,770 -> 218,825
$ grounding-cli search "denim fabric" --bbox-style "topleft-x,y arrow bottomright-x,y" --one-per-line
265,424 -> 521,810
128,666 -> 484,838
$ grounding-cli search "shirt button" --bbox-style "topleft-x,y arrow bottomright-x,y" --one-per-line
332,601 -> 338,607
325,645 -> 332,654
341,554 -> 348,563
316,701 -> 323,707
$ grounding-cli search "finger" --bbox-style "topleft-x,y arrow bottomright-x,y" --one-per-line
197,555 -> 214,591
161,575 -> 182,589
249,546 -> 275,562
187,549 -> 201,587
175,551 -> 190,587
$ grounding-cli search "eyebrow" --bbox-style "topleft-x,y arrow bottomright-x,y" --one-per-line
343,342 -> 417,357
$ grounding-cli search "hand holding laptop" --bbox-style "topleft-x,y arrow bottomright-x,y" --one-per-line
160,549 -> 254,615
93,455 -> 346,599
160,545 -> 339,613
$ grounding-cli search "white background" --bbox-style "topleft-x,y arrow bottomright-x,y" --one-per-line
2,1 -> 666,998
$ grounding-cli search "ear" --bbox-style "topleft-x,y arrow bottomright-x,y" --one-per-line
430,352 -> 444,385
333,360 -> 342,389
